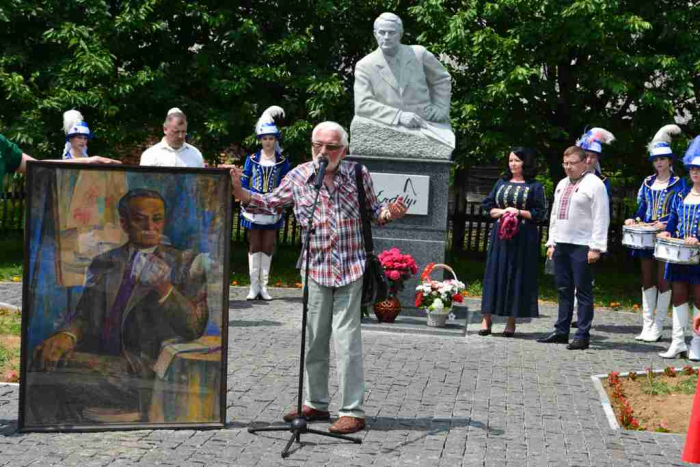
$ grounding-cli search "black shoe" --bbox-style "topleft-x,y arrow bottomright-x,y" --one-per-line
477,327 -> 492,336
536,332 -> 568,344
502,329 -> 515,338
571,321 -> 578,328
566,338 -> 590,350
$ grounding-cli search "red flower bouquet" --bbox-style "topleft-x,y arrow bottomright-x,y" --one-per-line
377,248 -> 418,297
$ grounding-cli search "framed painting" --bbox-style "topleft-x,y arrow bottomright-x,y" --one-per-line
19,162 -> 231,431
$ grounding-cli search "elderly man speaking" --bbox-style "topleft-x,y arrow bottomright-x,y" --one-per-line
228,121 -> 406,434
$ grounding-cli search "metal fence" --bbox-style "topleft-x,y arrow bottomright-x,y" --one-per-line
450,199 -> 636,260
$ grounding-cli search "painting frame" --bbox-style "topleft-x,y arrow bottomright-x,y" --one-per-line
19,162 -> 231,432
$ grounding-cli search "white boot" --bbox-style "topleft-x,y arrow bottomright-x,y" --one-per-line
646,289 -> 671,342
636,287 -> 657,341
246,252 -> 261,300
689,306 -> 700,361
259,253 -> 273,301
659,303 -> 689,359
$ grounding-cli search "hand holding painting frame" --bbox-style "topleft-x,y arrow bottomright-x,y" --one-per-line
19,162 -> 231,431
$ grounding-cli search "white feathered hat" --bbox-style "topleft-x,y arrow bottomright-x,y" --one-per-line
647,124 -> 681,160
63,110 -> 92,140
575,127 -> 615,156
255,106 -> 285,139
683,136 -> 700,168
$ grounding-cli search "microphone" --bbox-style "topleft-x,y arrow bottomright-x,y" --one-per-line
314,156 -> 329,190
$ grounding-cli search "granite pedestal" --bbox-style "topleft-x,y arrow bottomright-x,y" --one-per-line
347,154 -> 452,312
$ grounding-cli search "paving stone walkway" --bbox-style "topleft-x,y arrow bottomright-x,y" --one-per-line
0,282 -> 694,466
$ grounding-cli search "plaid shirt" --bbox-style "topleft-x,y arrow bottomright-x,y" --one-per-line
247,160 -> 384,287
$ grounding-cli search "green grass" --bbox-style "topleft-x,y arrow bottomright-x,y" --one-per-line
0,233 -> 646,309
675,375 -> 699,395
229,243 -> 303,287
0,309 -> 21,335
447,251 -> 643,310
0,235 -> 23,282
0,308 -> 21,381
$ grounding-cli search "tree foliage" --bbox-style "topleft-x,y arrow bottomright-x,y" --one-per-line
1,0 -> 699,183
411,0 -> 700,181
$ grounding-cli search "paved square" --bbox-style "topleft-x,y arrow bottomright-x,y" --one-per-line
0,283 -> 694,466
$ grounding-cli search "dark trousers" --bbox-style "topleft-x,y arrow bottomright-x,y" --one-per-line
553,243 -> 594,339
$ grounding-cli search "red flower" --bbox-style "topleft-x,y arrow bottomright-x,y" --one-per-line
415,291 -> 423,307
452,293 -> 463,303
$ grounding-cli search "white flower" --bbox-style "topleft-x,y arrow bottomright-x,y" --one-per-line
429,298 -> 444,311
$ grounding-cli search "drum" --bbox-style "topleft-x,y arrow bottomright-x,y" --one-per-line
654,237 -> 700,265
622,224 -> 662,250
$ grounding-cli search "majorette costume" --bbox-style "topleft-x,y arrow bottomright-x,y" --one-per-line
62,110 -> 92,159
576,127 -> 614,197
661,135 -> 700,360
241,106 -> 291,301
570,127 -> 615,324
634,125 -> 685,343
682,141 -> 700,465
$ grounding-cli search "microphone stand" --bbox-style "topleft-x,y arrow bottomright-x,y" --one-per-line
247,176 -> 362,458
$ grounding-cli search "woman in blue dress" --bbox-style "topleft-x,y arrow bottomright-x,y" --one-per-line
241,106 -> 291,301
624,125 -> 684,343
657,135 -> 700,360
479,147 -> 547,337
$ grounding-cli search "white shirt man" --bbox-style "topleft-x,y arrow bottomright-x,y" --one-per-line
538,146 -> 610,351
140,108 -> 204,168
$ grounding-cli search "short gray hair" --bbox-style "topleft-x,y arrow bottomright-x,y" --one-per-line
164,111 -> 187,127
312,121 -> 349,148
374,12 -> 403,33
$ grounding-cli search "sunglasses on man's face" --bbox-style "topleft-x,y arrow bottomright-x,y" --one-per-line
312,142 -> 343,152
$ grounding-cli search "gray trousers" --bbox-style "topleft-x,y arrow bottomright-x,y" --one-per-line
304,277 -> 364,419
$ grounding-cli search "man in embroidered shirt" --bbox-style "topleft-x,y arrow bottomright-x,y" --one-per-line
538,146 -> 610,350
31,189 -> 208,422
228,121 -> 407,434
140,108 -> 205,168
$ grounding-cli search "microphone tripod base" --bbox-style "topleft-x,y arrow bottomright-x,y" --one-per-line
248,416 -> 362,458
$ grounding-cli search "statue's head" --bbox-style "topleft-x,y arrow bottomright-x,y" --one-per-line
374,13 -> 403,55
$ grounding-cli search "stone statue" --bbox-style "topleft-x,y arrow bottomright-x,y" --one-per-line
351,12 -> 454,159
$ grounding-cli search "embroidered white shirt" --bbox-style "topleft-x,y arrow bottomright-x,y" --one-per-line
546,173 -> 610,252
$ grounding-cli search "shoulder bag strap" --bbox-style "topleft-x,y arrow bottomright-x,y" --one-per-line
355,163 -> 374,254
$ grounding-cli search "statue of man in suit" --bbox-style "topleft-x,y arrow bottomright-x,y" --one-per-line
353,12 -> 454,149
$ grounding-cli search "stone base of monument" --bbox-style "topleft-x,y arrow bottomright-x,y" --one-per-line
350,116 -> 453,160
347,153 -> 452,314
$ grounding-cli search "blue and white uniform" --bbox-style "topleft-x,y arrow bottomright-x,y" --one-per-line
240,150 -> 291,230
633,175 -> 686,258
664,187 -> 700,284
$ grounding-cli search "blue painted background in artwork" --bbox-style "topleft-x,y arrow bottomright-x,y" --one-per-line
26,168 -> 226,350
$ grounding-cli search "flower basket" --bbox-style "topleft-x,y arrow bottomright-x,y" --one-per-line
415,263 -> 465,328
426,311 -> 448,327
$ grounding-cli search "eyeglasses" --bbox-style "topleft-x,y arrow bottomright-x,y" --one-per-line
561,160 -> 583,168
312,142 -> 343,152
